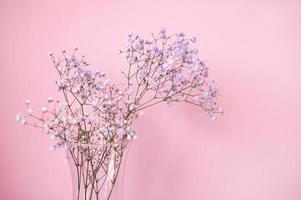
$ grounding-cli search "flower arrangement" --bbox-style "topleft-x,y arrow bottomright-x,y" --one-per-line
16,28 -> 223,200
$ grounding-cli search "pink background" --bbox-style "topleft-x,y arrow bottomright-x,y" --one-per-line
1,0 -> 301,199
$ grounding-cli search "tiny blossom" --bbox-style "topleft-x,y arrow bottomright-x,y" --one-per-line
26,100 -> 30,105
50,134 -> 56,140
210,115 -> 217,122
16,113 -> 22,122
41,106 -> 48,113
49,145 -> 55,151
129,104 -> 135,111
64,143 -> 70,150
159,27 -> 167,39
194,96 -> 200,103
27,108 -> 33,114
47,96 -> 54,103
43,124 -> 49,133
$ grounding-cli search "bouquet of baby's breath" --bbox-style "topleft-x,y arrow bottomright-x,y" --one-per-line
16,28 -> 223,200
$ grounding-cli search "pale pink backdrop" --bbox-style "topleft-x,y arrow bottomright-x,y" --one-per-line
1,0 -> 301,199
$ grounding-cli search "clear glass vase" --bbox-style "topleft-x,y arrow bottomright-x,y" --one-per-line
67,142 -> 130,200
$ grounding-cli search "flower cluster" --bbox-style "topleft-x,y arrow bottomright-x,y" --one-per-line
16,28 -> 223,200
16,51 -> 137,153
17,28 -> 223,152
120,28 -> 222,120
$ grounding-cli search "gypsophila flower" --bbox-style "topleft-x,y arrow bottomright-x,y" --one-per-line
16,28 -> 223,200
16,113 -> 23,122
47,96 -> 54,103
210,114 -> 217,122
41,106 -> 48,113
191,37 -> 197,43
27,108 -> 33,114
50,134 -> 56,140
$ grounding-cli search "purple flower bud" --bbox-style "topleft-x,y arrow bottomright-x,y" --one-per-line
160,27 -> 166,34
191,37 -> 197,43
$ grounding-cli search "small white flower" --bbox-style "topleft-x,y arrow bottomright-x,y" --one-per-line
194,96 -> 200,103
47,96 -> 54,103
167,56 -> 174,65
53,119 -> 60,126
91,100 -> 98,107
27,108 -> 33,114
129,104 -> 135,111
203,91 -> 209,98
41,106 -> 48,113
210,115 -> 216,122
60,102 -> 68,110
64,143 -> 70,150
61,116 -> 67,122
50,134 -> 56,140
43,124 -> 49,133
126,130 -> 137,140
16,113 -> 22,123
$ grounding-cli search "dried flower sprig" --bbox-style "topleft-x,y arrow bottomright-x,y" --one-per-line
16,28 -> 223,200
